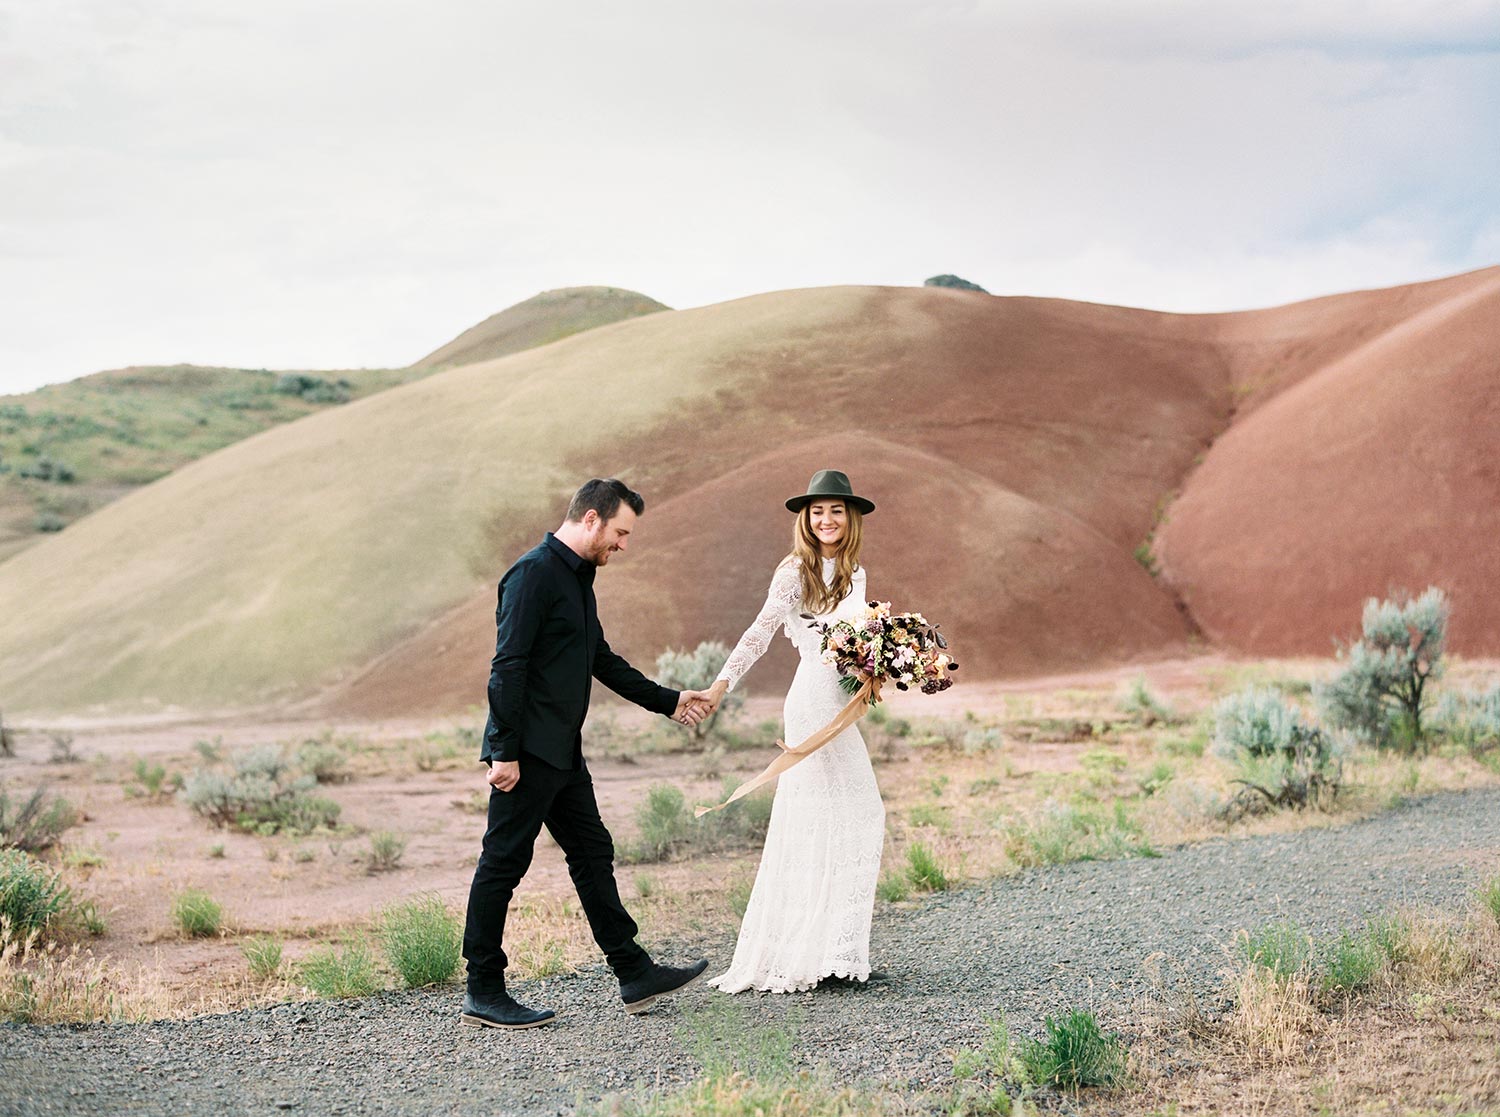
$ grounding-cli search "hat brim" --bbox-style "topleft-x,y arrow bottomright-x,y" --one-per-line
786,493 -> 876,515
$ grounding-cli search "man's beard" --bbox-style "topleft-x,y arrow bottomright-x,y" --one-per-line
586,537 -> 614,566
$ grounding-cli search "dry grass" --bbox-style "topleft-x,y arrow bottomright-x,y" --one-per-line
0,929 -> 177,1024
1223,962 -> 1324,1061
1119,902 -> 1500,1117
6,665 -> 1497,1029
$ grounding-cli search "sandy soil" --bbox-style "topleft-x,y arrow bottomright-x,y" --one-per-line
4,652 -> 1496,1010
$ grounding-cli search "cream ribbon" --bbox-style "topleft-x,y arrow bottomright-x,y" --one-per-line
694,676 -> 882,817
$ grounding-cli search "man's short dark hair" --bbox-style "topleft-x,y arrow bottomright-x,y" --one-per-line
566,478 -> 645,523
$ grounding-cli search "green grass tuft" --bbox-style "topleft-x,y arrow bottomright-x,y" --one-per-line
240,936 -> 283,980
876,871 -> 912,903
1477,877 -> 1500,925
171,889 -> 223,938
1016,1008 -> 1128,1090
0,850 -> 74,941
365,831 -> 408,874
1242,918 -> 1312,978
298,940 -> 379,998
381,894 -> 461,988
905,842 -> 951,892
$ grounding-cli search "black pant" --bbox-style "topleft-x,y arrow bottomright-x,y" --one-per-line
462,754 -> 649,993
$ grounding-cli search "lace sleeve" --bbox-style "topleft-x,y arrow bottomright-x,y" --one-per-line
717,562 -> 803,691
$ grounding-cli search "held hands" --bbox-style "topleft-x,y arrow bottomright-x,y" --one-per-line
673,682 -> 726,727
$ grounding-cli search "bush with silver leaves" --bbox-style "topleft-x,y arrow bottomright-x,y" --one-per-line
1319,588 -> 1448,754
1213,687 -> 1344,817
654,641 -> 744,741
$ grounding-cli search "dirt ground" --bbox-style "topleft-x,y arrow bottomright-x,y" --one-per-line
4,653 -> 1496,1014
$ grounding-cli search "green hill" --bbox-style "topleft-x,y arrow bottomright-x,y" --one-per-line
0,364 -> 419,563
412,286 -> 669,369
0,287 -> 664,562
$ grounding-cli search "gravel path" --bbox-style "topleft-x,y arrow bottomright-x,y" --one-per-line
6,787 -> 1499,1117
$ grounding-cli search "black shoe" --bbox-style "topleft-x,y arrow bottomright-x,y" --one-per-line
619,958 -> 710,1015
460,988 -> 557,1030
820,970 -> 889,988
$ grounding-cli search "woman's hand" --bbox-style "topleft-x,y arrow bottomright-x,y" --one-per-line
705,679 -> 730,711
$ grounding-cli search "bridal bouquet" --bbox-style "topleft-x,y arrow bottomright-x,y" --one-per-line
698,602 -> 955,817
808,601 -> 957,698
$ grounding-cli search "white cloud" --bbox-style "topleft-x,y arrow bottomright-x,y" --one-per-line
0,0 -> 1496,392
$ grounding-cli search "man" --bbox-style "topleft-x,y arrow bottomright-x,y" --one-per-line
461,478 -> 713,1029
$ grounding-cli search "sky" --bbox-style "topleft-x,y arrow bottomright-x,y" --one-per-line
2,0 -> 1498,395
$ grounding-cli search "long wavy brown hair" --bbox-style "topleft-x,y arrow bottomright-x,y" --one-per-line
789,502 -> 864,615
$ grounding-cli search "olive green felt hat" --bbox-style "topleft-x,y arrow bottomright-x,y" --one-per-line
785,470 -> 876,515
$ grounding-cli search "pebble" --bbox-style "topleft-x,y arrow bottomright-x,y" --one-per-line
2,788 -> 1498,1115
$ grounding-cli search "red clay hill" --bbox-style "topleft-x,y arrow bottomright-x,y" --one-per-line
0,269 -> 1496,716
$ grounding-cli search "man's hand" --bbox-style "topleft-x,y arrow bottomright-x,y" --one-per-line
486,760 -> 520,793
674,691 -> 714,726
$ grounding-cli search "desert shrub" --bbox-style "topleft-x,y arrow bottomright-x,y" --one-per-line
1016,1008 -> 1128,1089
1213,688 -> 1343,815
47,733 -> 78,764
1121,676 -> 1173,726
961,726 -> 1004,754
1004,802 -> 1154,867
1432,684 -> 1500,756
0,713 -> 14,758
365,831 -> 407,874
905,842 -> 950,891
631,784 -> 693,861
299,940 -> 379,998
183,745 -> 341,834
273,373 -> 350,403
861,705 -> 914,762
625,781 -> 772,863
924,273 -> 989,293
34,513 -> 66,532
17,457 -> 75,483
241,936 -> 283,980
0,850 -> 73,942
125,759 -> 182,802
1214,687 -> 1298,758
1319,587 -> 1448,753
171,889 -> 223,937
295,736 -> 351,783
655,642 -> 744,740
0,786 -> 78,853
381,893 -> 461,987
709,778 -> 773,848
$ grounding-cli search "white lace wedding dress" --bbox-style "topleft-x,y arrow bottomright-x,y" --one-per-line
707,557 -> 886,993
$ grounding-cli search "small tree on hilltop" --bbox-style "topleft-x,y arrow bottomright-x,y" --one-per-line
1319,587 -> 1449,754
923,274 -> 989,294
654,642 -> 743,741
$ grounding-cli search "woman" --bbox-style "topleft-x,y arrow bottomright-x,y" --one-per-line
702,469 -> 886,993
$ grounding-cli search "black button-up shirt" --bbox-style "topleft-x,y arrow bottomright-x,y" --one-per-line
481,533 -> 678,768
